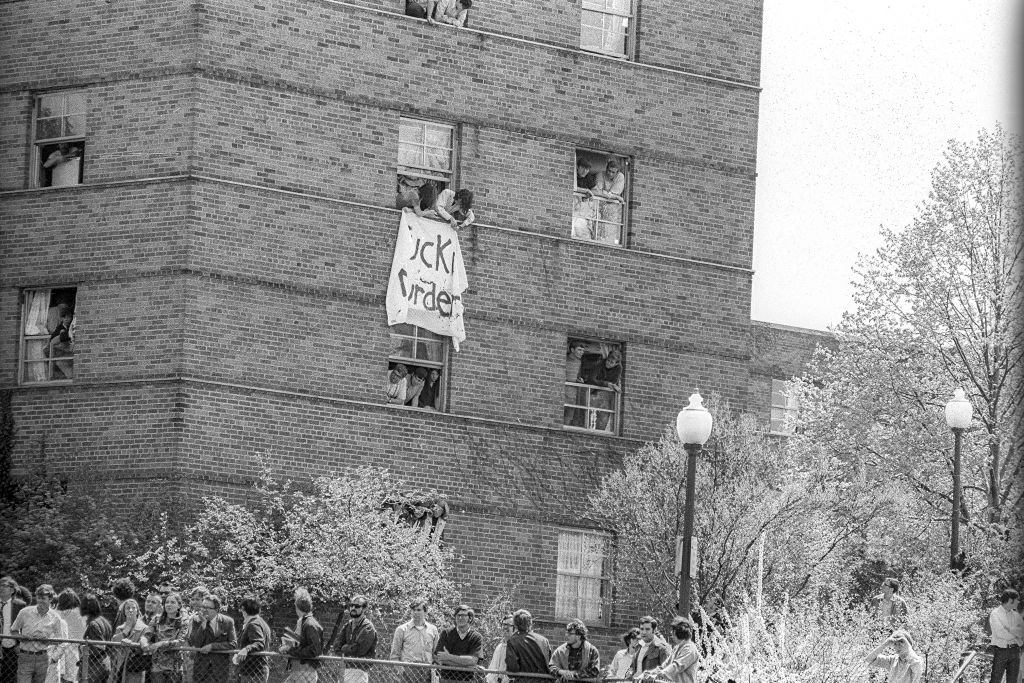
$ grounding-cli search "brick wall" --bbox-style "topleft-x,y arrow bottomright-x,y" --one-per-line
1,0 -> 764,635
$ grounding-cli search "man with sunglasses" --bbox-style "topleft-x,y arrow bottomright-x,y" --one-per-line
335,596 -> 378,683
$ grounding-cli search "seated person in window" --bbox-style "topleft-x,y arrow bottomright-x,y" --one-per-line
47,306 -> 76,380
405,0 -> 432,18
405,367 -> 427,407
582,347 -> 621,431
43,143 -> 83,187
386,364 -> 410,404
591,159 -> 625,244
429,0 -> 471,27
418,368 -> 441,410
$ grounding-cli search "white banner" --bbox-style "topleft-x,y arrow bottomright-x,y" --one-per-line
386,210 -> 468,351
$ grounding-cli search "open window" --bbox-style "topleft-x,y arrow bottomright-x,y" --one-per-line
19,287 -> 78,384
580,0 -> 634,58
386,324 -> 449,410
396,118 -> 455,215
572,149 -> 629,246
32,92 -> 86,188
555,529 -> 612,625
564,338 -> 623,434
770,378 -> 799,435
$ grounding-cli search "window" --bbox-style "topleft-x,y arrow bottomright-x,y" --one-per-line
572,150 -> 629,246
32,93 -> 86,188
556,530 -> 612,625
386,324 -> 448,410
564,338 -> 623,434
770,378 -> 799,435
580,0 -> 633,57
19,288 -> 78,384
396,118 -> 455,213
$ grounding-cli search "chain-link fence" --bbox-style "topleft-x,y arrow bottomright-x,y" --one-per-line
6,634 -> 594,683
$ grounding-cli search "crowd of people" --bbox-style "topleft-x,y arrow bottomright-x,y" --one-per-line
1,573 -> 1021,683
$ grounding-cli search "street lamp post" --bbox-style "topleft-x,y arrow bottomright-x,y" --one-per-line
675,391 -> 713,620
944,388 -> 972,570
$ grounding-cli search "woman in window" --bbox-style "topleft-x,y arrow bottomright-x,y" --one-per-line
592,159 -> 626,244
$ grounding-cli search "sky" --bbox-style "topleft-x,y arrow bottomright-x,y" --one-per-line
751,0 -> 1021,331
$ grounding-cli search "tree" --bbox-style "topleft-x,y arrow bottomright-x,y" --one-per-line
794,126 -> 1023,580
129,465 -> 462,627
588,399 -> 889,620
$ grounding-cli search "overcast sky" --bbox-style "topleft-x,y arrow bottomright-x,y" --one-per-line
751,0 -> 1021,331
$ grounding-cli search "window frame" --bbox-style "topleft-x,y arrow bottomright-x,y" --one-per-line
18,287 -> 78,385
387,324 -> 450,411
31,91 -> 87,188
563,337 -> 624,436
770,378 -> 799,436
579,0 -> 636,59
555,528 -> 613,626
572,149 -> 632,247
397,117 -> 457,184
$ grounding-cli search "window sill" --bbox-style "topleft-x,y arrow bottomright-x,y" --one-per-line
18,380 -> 74,387
562,425 -> 619,437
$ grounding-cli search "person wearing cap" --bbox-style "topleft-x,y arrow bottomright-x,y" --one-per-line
335,595 -> 377,683
643,618 -> 698,683
548,619 -> 600,682
864,629 -> 924,683
10,584 -> 67,683
988,588 -> 1024,683
1,576 -> 27,683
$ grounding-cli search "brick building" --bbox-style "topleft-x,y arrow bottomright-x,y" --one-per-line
0,0 -> 825,646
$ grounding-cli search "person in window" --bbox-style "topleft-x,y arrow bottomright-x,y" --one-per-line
434,188 -> 475,229
387,364 -> 410,404
47,306 -> 75,380
418,368 -> 441,410
429,0 -> 471,27
583,347 -> 621,431
592,159 -> 625,244
564,341 -> 588,427
405,367 -> 427,407
573,160 -> 599,240
408,180 -> 440,219
405,0 -> 431,18
43,143 -> 83,187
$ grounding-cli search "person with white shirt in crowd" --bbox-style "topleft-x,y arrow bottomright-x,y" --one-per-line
989,589 -> 1024,683
1,577 -> 28,683
10,585 -> 67,683
391,600 -> 440,683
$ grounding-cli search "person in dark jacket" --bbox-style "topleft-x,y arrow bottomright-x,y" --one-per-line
233,596 -> 273,683
80,593 -> 113,683
434,605 -> 482,683
281,588 -> 323,682
505,609 -> 551,683
188,593 -> 236,681
548,620 -> 600,682
628,617 -> 672,678
0,576 -> 28,683
334,595 -> 376,683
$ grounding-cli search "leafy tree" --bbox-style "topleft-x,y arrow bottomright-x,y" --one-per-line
794,125 -> 1023,581
129,466 -> 462,628
588,399 -> 888,620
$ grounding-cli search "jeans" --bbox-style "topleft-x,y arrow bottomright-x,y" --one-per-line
990,645 -> 1021,683
15,651 -> 48,683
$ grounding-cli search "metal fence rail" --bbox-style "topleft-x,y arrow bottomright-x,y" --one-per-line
5,634 -> 622,683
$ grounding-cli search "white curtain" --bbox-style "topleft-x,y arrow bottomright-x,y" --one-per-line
23,290 -> 50,381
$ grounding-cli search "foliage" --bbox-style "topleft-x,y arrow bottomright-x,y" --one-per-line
589,398 -> 891,620
126,465 -> 462,628
695,571 -> 983,683
793,125 -> 1023,583
0,470 -> 154,592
